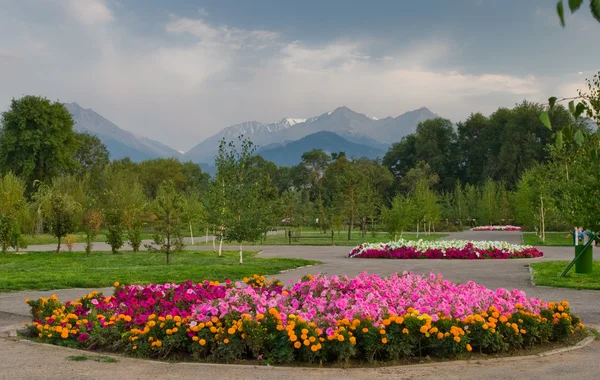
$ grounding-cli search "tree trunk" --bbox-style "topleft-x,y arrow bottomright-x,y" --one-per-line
347,214 -> 353,241
205,226 -> 209,243
56,236 -> 61,253
239,243 -> 243,264
212,229 -> 216,251
166,234 -> 171,264
394,232 -> 397,241
218,236 -> 223,256
540,197 -> 545,242
416,222 -> 419,237
361,217 -> 366,238
189,222 -> 194,245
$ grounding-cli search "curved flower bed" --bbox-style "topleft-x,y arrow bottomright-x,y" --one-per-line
349,239 -> 542,259
471,225 -> 522,231
26,273 -> 582,364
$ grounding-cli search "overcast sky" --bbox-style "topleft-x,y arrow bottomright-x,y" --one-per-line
0,0 -> 598,151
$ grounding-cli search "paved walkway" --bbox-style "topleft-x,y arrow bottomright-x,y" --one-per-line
1,231 -> 599,379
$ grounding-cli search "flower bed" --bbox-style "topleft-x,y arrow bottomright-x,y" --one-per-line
26,273 -> 582,364
349,239 -> 542,259
471,225 -> 522,231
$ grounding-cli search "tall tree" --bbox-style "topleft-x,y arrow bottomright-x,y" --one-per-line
152,180 -> 185,264
0,96 -> 78,195
73,132 -> 110,177
0,173 -> 27,255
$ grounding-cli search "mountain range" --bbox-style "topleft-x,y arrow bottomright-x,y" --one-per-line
184,106 -> 437,164
65,103 -> 438,167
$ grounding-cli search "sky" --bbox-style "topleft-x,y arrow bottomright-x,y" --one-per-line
0,0 -> 599,151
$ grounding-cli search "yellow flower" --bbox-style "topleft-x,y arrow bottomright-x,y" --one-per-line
362,327 -> 369,333
381,337 -> 388,344
349,336 -> 356,344
199,339 -> 206,346
337,335 -> 344,342
379,329 -> 386,335
454,336 -> 461,343
310,345 -> 318,352
290,335 -> 297,342
309,336 -> 316,343
466,344 -> 472,352
520,329 -> 526,334
303,339 -> 310,346
402,328 -> 409,334
437,332 -> 444,340
294,341 -> 301,349
114,282 -> 120,287
132,345 -> 137,350
223,338 -> 229,344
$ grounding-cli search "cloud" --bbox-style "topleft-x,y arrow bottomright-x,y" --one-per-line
62,0 -> 114,26
0,8 -> 582,150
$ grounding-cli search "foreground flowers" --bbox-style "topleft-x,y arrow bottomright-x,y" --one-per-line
349,239 -> 542,259
27,273 -> 581,364
471,225 -> 522,231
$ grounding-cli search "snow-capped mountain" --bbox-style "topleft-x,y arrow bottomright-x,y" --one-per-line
184,106 -> 438,164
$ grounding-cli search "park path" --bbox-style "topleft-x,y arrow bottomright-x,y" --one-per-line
1,230 -> 599,379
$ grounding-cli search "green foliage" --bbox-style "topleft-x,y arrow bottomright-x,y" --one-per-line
381,193 -> 413,240
0,96 -> 79,195
151,180 -> 186,264
73,132 -> 110,177
46,193 -> 81,252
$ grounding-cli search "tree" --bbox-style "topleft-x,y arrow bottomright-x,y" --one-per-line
323,156 -> 361,240
0,173 -> 27,255
123,181 -> 147,252
74,132 -> 110,177
46,193 -> 80,253
381,193 -> 412,240
300,149 -> 331,232
0,96 -> 78,195
182,193 -> 206,245
151,180 -> 185,264
102,171 -> 130,254
216,138 -> 263,264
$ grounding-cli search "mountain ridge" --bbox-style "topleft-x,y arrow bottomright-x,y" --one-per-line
184,106 -> 438,164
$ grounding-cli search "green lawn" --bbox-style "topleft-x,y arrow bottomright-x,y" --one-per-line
206,232 -> 447,247
522,232 -> 573,246
0,250 -> 318,292
530,261 -> 600,290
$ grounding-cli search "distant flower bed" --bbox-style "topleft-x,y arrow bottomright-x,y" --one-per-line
26,273 -> 581,364
471,225 -> 522,231
349,239 -> 542,259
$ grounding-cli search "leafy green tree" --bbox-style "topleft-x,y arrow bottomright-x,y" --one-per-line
46,193 -> 80,253
182,194 -> 206,245
152,180 -> 186,264
0,173 -> 27,255
102,172 -> 130,254
123,181 -> 147,252
0,96 -> 78,195
323,155 -> 361,240
74,132 -> 110,177
216,138 -> 263,264
381,193 -> 413,240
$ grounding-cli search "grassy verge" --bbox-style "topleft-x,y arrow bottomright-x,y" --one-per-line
522,232 -> 573,246
22,232 -> 158,246
530,261 -> 600,290
0,250 -> 318,292
205,232 -> 447,247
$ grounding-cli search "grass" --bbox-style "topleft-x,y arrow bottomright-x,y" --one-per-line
530,261 -> 600,290
522,232 -> 574,246
23,232 -> 157,246
204,232 -> 447,247
0,250 -> 318,292
67,355 -> 118,363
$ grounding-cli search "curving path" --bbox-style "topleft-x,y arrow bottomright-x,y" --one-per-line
1,231 -> 599,379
